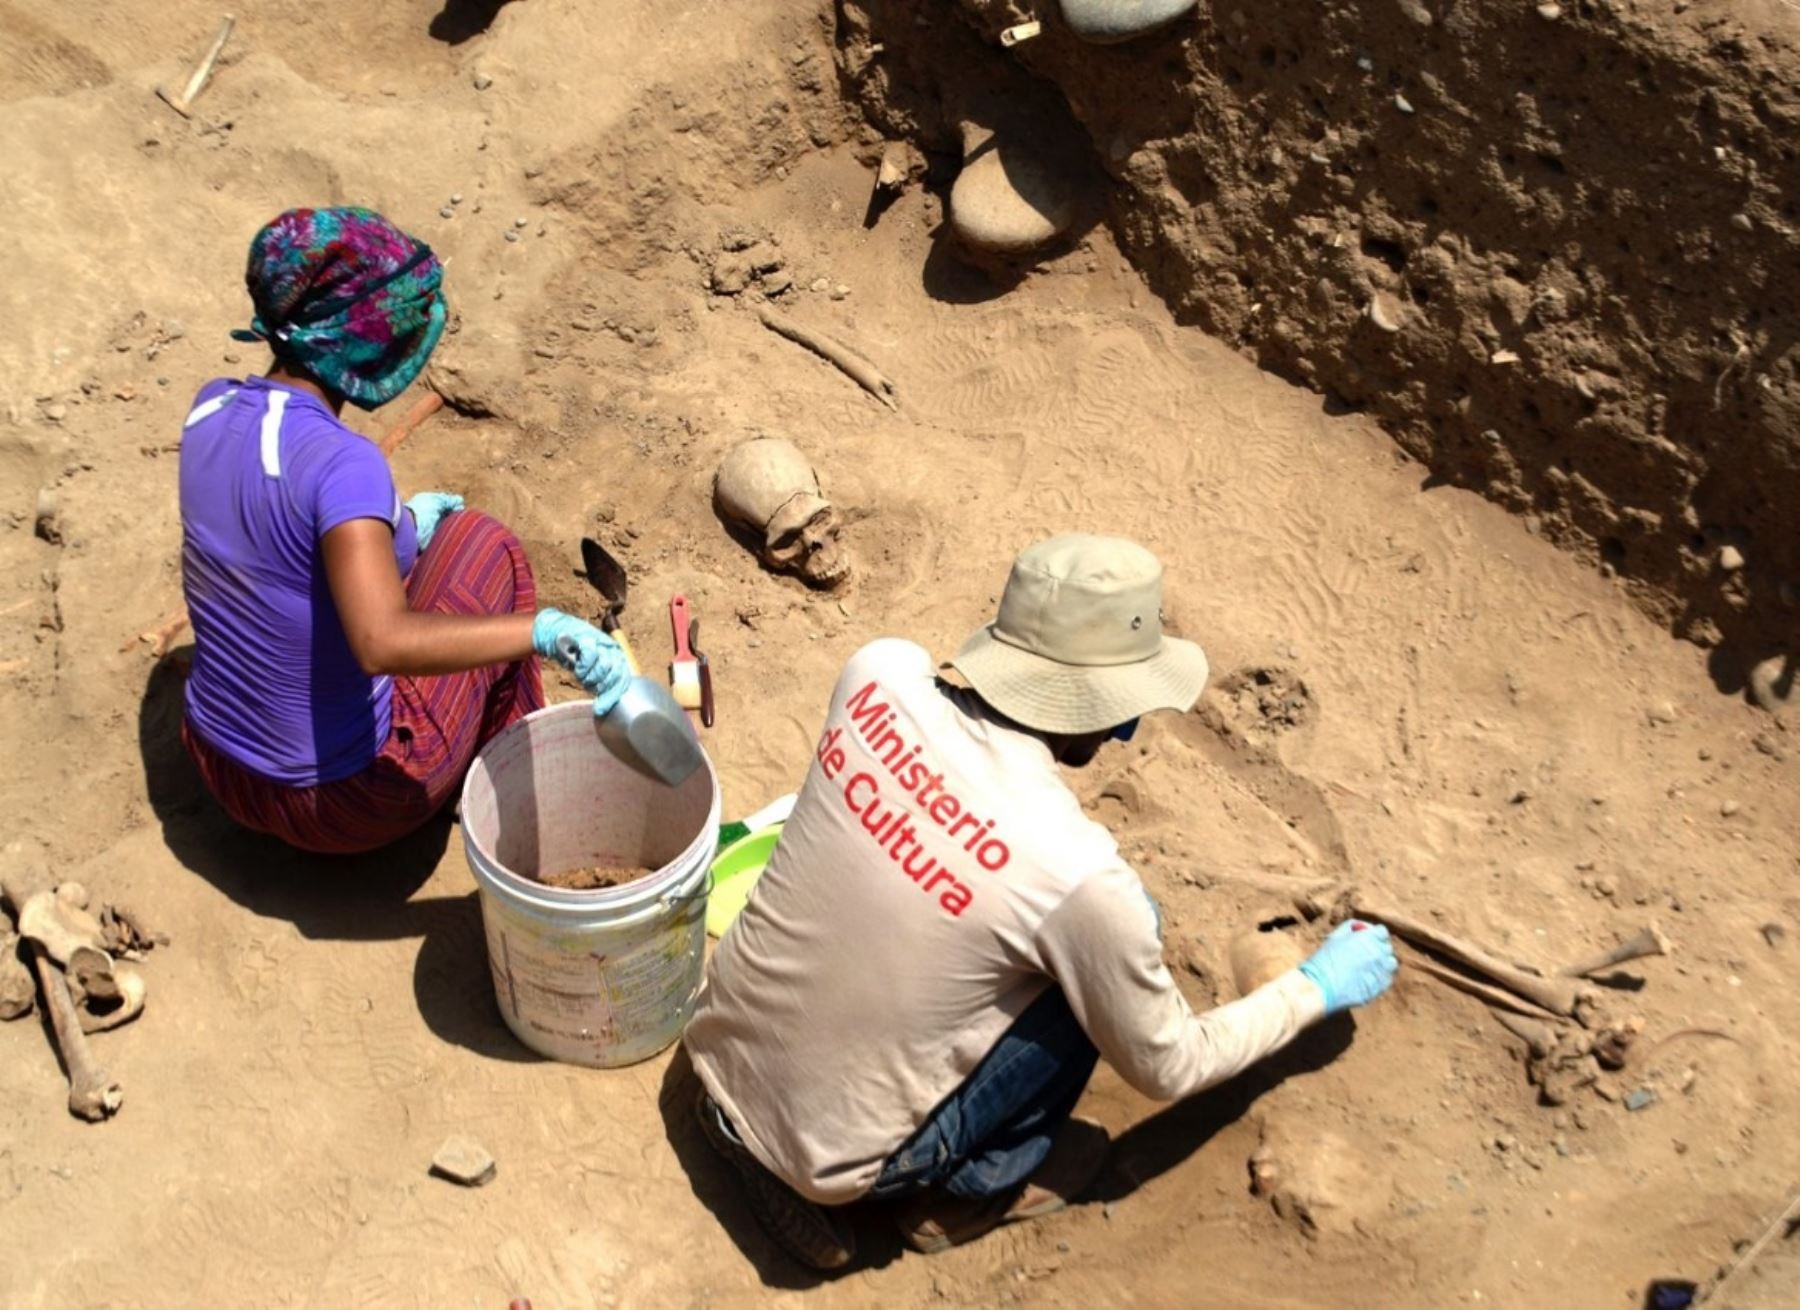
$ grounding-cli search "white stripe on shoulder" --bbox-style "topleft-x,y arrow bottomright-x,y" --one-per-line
392,491 -> 403,528
260,389 -> 289,478
183,388 -> 239,428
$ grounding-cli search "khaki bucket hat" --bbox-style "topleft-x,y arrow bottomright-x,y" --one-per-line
951,534 -> 1209,735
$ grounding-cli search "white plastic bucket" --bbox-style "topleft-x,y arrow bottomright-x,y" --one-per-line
461,700 -> 720,1067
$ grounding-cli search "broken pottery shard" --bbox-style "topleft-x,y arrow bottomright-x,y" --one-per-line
949,123 -> 1077,258
1060,0 -> 1198,44
431,1135 -> 497,1186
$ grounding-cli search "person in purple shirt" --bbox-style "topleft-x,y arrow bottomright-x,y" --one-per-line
179,206 -> 628,854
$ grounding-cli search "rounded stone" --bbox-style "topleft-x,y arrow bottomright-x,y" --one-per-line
1747,654 -> 1796,713
949,125 -> 1077,257
1060,0 -> 1198,44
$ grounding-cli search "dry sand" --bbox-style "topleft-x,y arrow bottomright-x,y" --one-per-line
2,2 -> 1797,1307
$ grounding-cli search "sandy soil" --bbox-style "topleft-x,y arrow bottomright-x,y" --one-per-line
2,2 -> 1797,1307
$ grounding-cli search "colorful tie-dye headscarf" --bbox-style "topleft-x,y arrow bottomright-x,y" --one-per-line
231,206 -> 446,410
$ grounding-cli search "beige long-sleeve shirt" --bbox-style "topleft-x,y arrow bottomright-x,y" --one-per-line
685,639 -> 1325,1204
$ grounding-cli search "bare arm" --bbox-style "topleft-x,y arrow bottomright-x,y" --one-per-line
322,518 -> 535,676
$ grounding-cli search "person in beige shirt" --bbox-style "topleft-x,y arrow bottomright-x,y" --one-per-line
685,535 -> 1398,1269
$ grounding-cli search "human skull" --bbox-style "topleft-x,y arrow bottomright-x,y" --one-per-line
715,438 -> 852,589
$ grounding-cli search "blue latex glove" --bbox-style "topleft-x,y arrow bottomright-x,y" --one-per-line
531,608 -> 630,717
1299,920 -> 1398,1014
405,491 -> 464,552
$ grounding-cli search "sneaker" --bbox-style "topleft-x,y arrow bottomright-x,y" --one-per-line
896,1117 -> 1110,1255
694,1089 -> 856,1271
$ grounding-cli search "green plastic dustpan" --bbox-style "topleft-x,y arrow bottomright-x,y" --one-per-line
706,824 -> 783,938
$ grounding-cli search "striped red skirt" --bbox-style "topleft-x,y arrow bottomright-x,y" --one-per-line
184,509 -> 546,855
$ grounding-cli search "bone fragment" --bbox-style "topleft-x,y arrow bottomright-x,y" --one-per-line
1350,893 -> 1586,1017
1489,1008 -> 1562,1058
67,945 -> 121,1005
377,389 -> 444,458
1558,924 -> 1671,979
78,963 -> 147,1034
1,932 -> 34,1019
156,15 -> 235,118
17,889 -> 106,967
29,943 -> 122,1121
757,308 -> 898,410
1411,956 -> 1562,1022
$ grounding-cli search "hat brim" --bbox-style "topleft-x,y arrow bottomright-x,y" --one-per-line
951,627 -> 1210,735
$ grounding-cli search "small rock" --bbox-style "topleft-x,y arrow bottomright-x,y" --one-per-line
1729,212 -> 1753,232
1747,654 -> 1797,712
450,192 -> 464,205
504,230 -> 520,244
439,206 -> 455,219
830,284 -> 850,300
1647,701 -> 1678,726
1624,1087 -> 1657,1112
1060,0 -> 1198,43
1394,93 -> 1415,115
1719,799 -> 1740,817
43,403 -> 68,422
762,269 -> 794,296
1357,55 -> 1375,72
513,216 -> 529,229
1760,922 -> 1785,948
34,490 -> 61,544
1717,544 -> 1745,572
431,1135 -> 497,1186
809,276 -> 830,293
1536,2 -> 1562,16
473,72 -> 493,91
949,123 -> 1077,257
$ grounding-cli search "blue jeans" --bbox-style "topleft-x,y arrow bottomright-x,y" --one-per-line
868,986 -> 1099,1201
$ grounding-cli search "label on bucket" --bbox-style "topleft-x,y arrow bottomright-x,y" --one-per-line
482,896 -> 705,1067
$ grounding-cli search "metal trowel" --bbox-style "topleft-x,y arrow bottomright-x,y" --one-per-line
556,636 -> 704,788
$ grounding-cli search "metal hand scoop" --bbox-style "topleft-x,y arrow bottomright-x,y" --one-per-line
556,636 -> 703,787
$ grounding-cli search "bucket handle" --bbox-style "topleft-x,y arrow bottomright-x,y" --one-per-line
661,866 -> 715,910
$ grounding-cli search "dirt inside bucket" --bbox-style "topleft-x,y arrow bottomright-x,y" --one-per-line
528,861 -> 656,891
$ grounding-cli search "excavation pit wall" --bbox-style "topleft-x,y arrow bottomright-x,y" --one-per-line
835,0 -> 1800,691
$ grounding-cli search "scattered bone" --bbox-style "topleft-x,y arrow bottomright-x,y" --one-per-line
17,887 -> 107,967
431,1135 -> 497,1186
756,307 -> 897,410
1228,925 -> 1306,997
715,437 -> 853,589
1490,1009 -> 1561,1059
98,903 -> 165,957
874,145 -> 905,194
1348,892 -> 1588,1017
78,963 -> 146,1034
377,389 -> 445,458
2,931 -> 34,1019
155,14 -> 236,119
1249,1117 -> 1388,1238
1559,924 -> 1670,979
28,942 -> 122,1121
1411,955 -> 1562,1021
949,121 -> 1077,258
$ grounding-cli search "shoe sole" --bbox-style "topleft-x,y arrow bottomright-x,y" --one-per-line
694,1090 -> 856,1271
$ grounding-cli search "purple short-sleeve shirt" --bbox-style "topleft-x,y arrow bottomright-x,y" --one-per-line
180,376 -> 418,786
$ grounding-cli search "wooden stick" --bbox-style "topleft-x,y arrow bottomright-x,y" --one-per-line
1352,893 -> 1585,1017
378,390 -> 445,457
156,15 -> 235,119
28,943 -> 122,1121
1702,1188 -> 1800,1304
758,308 -> 898,410
1559,924 -> 1671,978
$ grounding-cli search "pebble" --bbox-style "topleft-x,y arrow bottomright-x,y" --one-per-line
1624,1087 -> 1657,1112
1647,700 -> 1678,725
473,72 -> 493,91
809,276 -> 830,293
1719,799 -> 1740,817
1536,2 -> 1562,16
504,230 -> 520,243
1059,0 -> 1198,44
43,404 -> 67,423
439,206 -> 455,219
1717,544 -> 1745,572
1761,922 -> 1785,948
430,1135 -> 496,1186
1394,93 -> 1416,115
1729,212 -> 1753,232
830,284 -> 850,300
513,216 -> 529,229
1747,654 -> 1797,712
450,193 -> 464,205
